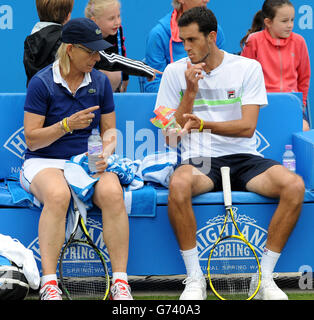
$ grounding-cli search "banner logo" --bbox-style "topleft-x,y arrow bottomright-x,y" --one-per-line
256,129 -> 270,154
197,207 -> 268,272
3,127 -> 26,160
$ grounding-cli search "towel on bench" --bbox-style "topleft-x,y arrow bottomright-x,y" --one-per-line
5,151 -> 177,239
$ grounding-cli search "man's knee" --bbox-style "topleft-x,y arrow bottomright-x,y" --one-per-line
281,174 -> 305,205
168,173 -> 192,205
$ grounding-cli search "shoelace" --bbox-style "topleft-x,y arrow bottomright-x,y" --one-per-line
182,277 -> 205,291
40,283 -> 62,300
111,280 -> 131,299
182,276 -> 204,289
261,276 -> 279,289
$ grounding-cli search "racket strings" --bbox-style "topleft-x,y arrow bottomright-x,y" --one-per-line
60,242 -> 109,300
209,237 -> 258,300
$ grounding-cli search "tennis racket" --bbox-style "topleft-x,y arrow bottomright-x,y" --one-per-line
207,167 -> 261,300
59,190 -> 110,300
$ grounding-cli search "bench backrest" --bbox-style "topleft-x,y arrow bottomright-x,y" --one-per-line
0,92 -> 302,179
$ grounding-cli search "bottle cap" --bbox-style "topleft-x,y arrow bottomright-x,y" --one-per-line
285,144 -> 292,150
91,128 -> 100,135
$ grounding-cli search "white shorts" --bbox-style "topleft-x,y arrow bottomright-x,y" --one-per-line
20,158 -> 67,192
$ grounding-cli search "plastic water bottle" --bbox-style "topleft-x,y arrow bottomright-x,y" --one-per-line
88,128 -> 103,173
282,144 -> 296,173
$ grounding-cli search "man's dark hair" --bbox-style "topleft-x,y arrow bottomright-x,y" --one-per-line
178,6 -> 218,36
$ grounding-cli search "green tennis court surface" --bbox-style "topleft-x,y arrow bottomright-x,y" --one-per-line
25,274 -> 314,300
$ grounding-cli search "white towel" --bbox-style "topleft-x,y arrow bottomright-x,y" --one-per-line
141,151 -> 178,187
0,234 -> 40,289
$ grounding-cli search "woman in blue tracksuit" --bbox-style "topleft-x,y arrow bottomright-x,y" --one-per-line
144,0 -> 225,93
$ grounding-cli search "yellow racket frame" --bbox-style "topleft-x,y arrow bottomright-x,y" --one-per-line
79,216 -> 110,300
207,206 -> 261,300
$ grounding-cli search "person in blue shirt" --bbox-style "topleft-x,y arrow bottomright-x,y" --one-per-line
21,18 -> 133,301
144,0 -> 225,93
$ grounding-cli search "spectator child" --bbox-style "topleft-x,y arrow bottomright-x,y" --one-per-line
24,0 -> 157,88
23,0 -> 74,86
85,0 -> 129,92
241,0 -> 311,131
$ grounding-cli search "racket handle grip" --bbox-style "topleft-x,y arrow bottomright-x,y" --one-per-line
220,166 -> 232,207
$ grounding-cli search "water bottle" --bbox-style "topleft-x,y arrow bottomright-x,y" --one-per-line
88,128 -> 103,173
282,144 -> 296,173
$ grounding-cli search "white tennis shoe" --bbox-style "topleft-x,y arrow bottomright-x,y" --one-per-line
249,273 -> 288,300
179,274 -> 207,300
39,280 -> 62,300
109,279 -> 133,300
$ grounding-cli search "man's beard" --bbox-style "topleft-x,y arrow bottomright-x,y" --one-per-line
194,51 -> 210,64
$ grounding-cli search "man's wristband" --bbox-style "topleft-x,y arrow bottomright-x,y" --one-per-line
199,119 -> 204,132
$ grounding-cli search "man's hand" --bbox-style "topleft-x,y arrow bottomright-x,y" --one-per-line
185,61 -> 205,93
181,113 -> 203,133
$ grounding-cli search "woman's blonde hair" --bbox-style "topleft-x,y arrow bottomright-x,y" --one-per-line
85,0 -> 120,19
56,43 -> 71,77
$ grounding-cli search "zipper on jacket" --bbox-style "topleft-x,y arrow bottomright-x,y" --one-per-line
277,39 -> 284,92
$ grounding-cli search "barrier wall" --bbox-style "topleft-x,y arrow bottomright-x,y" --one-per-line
0,92 -> 314,277
0,0 -> 313,124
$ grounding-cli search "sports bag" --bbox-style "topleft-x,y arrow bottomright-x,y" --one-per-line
0,255 -> 29,300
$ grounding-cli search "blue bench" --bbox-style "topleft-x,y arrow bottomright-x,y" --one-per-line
0,92 -> 314,276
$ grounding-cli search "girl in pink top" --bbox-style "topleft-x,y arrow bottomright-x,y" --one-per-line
241,0 -> 311,131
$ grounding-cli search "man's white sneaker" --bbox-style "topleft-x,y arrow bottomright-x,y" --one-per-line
39,280 -> 62,300
249,273 -> 288,300
179,274 -> 207,300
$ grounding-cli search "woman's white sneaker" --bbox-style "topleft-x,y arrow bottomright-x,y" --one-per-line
39,280 -> 62,300
109,279 -> 133,300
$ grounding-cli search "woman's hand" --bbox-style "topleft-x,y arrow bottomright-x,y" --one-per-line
92,129 -> 117,174
67,105 -> 100,131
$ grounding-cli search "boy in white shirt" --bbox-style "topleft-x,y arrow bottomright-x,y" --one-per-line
156,6 -> 304,300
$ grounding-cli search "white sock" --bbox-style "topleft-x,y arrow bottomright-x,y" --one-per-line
112,272 -> 128,284
41,274 -> 57,287
180,247 -> 203,278
260,248 -> 281,276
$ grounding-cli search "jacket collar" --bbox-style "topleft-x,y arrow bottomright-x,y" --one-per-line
31,22 -> 61,35
263,28 -> 292,47
170,9 -> 181,43
169,10 -> 182,63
